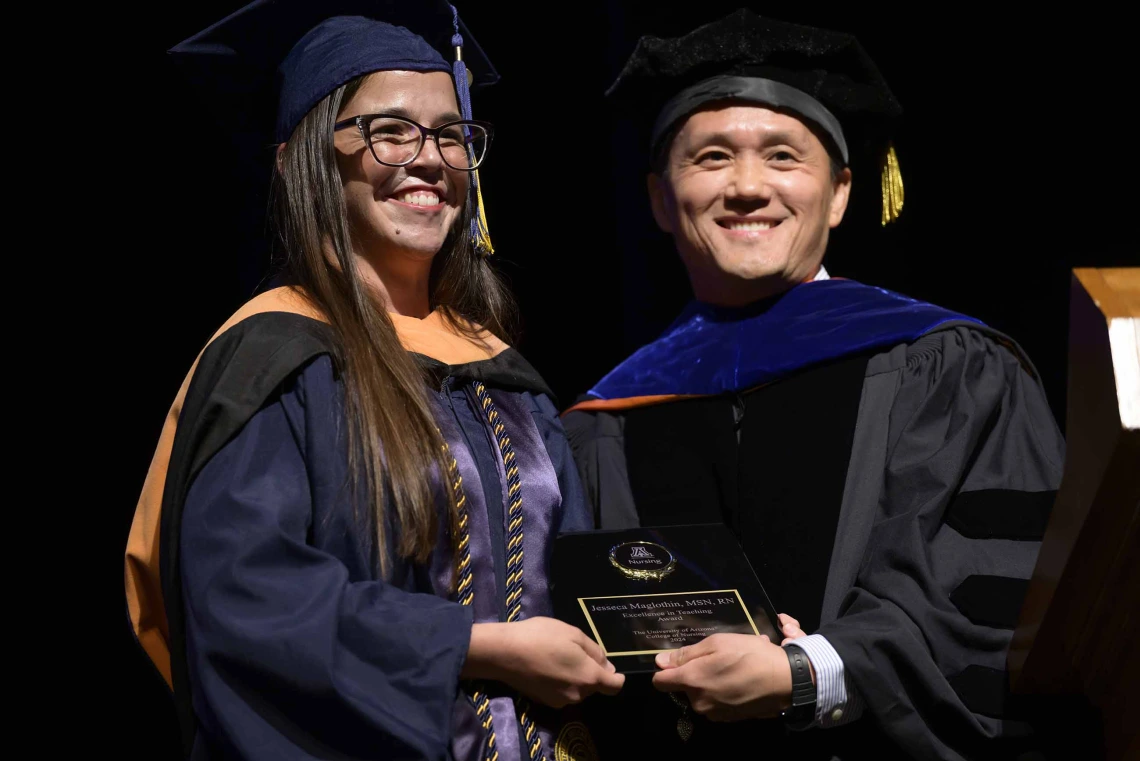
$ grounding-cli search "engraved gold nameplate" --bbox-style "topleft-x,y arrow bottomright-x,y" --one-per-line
609,541 -> 676,580
577,589 -> 759,657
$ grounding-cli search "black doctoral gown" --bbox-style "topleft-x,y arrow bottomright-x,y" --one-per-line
563,279 -> 1065,760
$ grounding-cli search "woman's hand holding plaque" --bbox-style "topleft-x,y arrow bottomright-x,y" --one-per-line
463,618 -> 627,708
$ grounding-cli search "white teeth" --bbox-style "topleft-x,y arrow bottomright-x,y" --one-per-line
398,191 -> 440,206
726,220 -> 775,231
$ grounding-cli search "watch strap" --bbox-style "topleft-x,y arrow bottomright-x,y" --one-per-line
783,644 -> 817,726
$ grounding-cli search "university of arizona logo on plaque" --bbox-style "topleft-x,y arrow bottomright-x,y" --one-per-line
608,541 -> 676,580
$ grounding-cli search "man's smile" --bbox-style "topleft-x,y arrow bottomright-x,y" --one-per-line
715,215 -> 784,238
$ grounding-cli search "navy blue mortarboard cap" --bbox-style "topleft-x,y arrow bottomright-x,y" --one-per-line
169,0 -> 498,144
274,16 -> 450,144
170,0 -> 500,253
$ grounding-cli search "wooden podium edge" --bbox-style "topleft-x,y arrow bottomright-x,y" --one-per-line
1008,268 -> 1139,760
1073,267 -> 1139,319
1074,268 -> 1139,432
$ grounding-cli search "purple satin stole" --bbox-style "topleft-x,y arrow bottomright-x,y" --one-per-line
431,388 -> 563,761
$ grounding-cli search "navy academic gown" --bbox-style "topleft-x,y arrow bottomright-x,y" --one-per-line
128,299 -> 592,761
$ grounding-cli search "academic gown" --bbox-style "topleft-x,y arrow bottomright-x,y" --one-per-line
124,287 -> 594,761
563,279 -> 1065,761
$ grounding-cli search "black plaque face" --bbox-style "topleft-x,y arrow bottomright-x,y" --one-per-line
579,589 -> 759,656
552,524 -> 782,673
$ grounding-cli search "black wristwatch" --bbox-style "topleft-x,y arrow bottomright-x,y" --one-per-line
782,645 -> 817,727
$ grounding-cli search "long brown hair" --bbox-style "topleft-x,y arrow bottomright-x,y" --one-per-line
272,74 -> 516,571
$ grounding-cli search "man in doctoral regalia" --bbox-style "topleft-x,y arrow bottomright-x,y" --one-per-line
564,10 -> 1065,760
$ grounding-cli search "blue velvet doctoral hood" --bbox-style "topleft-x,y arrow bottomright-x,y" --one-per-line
586,279 -> 982,402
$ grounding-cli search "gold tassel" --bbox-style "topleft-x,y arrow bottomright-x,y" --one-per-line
880,143 -> 904,226
473,168 -> 495,256
453,55 -> 494,257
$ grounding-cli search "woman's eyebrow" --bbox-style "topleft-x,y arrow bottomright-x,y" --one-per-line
357,105 -> 464,125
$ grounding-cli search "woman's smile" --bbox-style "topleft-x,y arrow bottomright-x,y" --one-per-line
387,184 -> 447,212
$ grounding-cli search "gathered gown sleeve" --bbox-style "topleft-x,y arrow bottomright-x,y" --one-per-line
527,392 -> 593,534
179,356 -> 473,761
562,403 -> 641,530
817,326 -> 1065,760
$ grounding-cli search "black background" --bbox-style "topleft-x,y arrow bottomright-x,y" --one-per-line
82,1 -> 1132,756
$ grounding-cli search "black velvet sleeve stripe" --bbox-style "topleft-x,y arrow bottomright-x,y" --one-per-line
944,488 -> 1056,540
947,665 -> 1009,718
950,575 -> 1029,629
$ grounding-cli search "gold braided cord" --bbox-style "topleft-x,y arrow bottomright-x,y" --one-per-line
880,143 -> 905,226
442,383 -> 549,761
443,439 -> 500,761
472,382 -> 548,761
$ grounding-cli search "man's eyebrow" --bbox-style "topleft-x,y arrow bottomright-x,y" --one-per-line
684,128 -> 808,151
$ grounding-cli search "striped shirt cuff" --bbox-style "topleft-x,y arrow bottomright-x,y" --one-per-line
785,634 -> 865,728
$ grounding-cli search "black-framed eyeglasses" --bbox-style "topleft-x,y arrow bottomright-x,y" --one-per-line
333,114 -> 494,171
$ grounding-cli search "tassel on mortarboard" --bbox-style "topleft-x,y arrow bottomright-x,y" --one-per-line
880,143 -> 904,226
451,7 -> 495,257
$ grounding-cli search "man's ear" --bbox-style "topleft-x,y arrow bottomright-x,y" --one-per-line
647,173 -> 674,234
275,142 -> 287,175
828,166 -> 852,228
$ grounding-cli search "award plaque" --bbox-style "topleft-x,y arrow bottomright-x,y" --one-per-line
552,524 -> 781,673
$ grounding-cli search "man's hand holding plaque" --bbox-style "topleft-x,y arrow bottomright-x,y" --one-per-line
652,615 -> 809,721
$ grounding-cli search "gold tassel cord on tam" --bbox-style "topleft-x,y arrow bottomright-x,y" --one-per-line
451,18 -> 494,258
473,168 -> 495,256
880,143 -> 904,225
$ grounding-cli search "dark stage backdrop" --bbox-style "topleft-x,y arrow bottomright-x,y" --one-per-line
104,3 -> 1130,756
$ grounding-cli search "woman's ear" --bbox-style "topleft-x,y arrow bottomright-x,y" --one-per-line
275,142 -> 287,174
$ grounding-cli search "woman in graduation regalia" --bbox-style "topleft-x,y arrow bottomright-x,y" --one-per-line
124,3 -> 622,759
